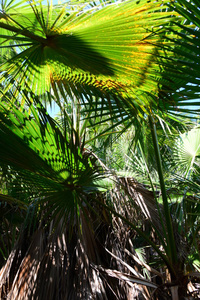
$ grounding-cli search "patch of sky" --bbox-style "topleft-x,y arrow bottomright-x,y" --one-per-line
47,102 -> 60,117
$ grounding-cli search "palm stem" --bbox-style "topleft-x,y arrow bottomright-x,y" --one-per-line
0,22 -> 47,45
138,141 -> 168,247
149,114 -> 178,267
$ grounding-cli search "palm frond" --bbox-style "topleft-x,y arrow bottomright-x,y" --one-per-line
171,127 -> 200,178
0,0 -> 194,108
0,100 -> 104,229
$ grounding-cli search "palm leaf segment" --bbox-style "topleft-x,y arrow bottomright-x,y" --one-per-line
0,0 -> 189,107
172,128 -> 200,178
158,0 -> 200,117
0,100 -> 102,222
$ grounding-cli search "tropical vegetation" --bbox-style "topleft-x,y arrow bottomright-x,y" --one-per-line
0,0 -> 199,299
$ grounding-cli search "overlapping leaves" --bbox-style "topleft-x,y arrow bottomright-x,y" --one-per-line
0,99 -> 103,225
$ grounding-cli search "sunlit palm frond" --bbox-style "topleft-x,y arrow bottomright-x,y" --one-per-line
170,127 -> 200,179
0,0 -> 193,108
0,100 -> 104,228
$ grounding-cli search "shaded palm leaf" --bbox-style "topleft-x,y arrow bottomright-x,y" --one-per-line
159,0 -> 200,117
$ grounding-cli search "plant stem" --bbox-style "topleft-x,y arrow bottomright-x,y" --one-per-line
0,22 -> 47,45
149,114 -> 178,267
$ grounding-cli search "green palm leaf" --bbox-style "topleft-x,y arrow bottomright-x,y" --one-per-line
0,100 -> 103,226
159,0 -> 200,117
0,0 -> 191,105
171,127 -> 200,179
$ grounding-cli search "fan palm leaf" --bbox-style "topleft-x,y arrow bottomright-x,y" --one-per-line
0,99 -> 104,229
0,0 -> 193,109
172,127 -> 200,178
159,0 -> 200,117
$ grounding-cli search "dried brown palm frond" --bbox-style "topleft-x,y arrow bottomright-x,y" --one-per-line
124,177 -> 159,220
111,176 -> 163,231
0,182 -> 158,300
0,212 -> 107,300
0,193 -> 26,268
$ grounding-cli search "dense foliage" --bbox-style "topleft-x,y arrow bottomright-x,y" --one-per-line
0,0 -> 199,299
